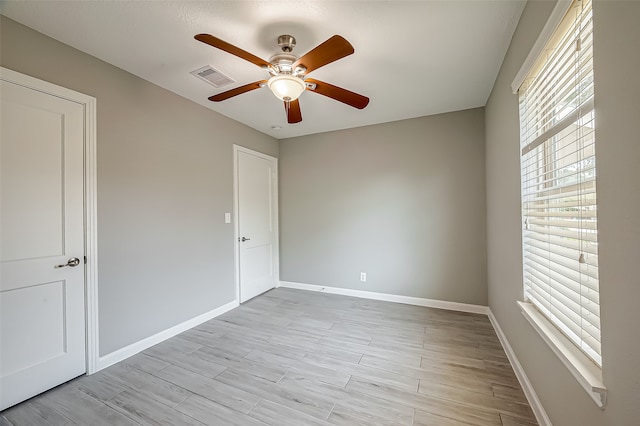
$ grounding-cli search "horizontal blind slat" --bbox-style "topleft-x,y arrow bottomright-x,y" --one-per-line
523,259 -> 600,305
524,271 -> 601,319
525,247 -> 600,283
523,231 -> 598,255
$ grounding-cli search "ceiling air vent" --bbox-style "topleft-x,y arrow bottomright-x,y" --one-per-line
190,65 -> 235,88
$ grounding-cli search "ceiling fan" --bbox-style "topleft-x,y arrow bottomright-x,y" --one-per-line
194,33 -> 370,124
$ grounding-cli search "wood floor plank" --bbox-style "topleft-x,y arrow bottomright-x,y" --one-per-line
318,336 -> 422,366
420,358 -> 521,388
214,368 -> 336,420
71,370 -> 128,401
269,327 -> 324,345
294,317 -> 336,330
121,352 -> 171,374
107,390 -> 205,426
192,327 -> 259,357
37,385 -> 139,426
303,352 -> 419,392
369,340 -> 488,370
346,376 -> 502,426
359,354 -> 494,396
193,345 -> 287,383
100,363 -> 191,407
219,308 -> 291,329
492,383 -> 529,404
178,328 -> 230,347
266,333 -> 365,364
144,336 -> 203,359
148,349 -> 227,379
414,408 -> 490,426
417,379 -> 536,421
194,321 -> 270,348
500,413 -> 540,426
328,403 -> 406,426
214,333 -> 309,361
268,331 -> 323,348
175,394 -> 268,426
278,372 -> 414,426
1,399 -> 71,426
153,365 -> 260,414
319,329 -> 373,346
244,349 -> 352,388
249,399 -> 333,426
334,319 -> 426,339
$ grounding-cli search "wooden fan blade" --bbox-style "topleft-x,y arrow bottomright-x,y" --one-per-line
292,35 -> 354,74
195,34 -> 271,69
305,78 -> 369,109
284,99 -> 302,124
208,81 -> 267,102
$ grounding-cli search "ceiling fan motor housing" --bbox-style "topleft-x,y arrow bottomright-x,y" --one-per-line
268,52 -> 299,74
271,35 -> 307,75
277,35 -> 296,52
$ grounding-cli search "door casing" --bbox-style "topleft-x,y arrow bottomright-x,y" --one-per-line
0,67 -> 99,374
233,145 -> 279,303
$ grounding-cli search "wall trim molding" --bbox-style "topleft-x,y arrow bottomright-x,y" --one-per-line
96,300 -> 238,371
488,310 -> 552,426
0,67 -> 100,375
277,281 -> 490,315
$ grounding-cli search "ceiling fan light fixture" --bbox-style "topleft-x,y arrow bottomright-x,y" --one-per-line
267,75 -> 306,101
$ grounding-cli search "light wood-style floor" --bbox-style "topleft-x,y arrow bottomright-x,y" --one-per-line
1,288 -> 537,426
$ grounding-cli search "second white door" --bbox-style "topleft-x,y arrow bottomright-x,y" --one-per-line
235,146 -> 278,303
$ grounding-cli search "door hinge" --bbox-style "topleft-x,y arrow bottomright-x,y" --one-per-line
84,256 -> 87,264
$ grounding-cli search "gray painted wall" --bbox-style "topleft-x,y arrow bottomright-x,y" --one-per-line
279,109 -> 487,305
485,1 -> 640,425
0,16 -> 278,355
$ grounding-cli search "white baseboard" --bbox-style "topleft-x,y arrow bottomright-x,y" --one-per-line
96,300 -> 238,371
277,281 -> 489,315
488,310 -> 552,426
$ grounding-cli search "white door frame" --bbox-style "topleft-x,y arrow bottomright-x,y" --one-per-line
233,145 -> 279,303
0,67 -> 100,374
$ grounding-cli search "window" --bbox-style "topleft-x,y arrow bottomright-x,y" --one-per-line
518,0 -> 601,367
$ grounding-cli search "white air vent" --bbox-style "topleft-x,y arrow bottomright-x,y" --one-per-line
190,65 -> 235,88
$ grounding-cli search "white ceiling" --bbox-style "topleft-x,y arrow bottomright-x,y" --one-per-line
1,1 -> 525,140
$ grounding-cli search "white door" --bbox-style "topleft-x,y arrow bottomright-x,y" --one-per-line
0,80 -> 86,410
235,147 -> 279,303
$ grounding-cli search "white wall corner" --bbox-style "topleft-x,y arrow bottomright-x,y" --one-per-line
278,281 -> 489,315
488,309 -> 552,426
95,300 -> 238,372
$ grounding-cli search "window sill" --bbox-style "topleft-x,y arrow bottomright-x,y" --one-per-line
517,301 -> 607,409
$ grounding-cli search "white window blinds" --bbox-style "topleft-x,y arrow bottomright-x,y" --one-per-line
518,0 -> 601,365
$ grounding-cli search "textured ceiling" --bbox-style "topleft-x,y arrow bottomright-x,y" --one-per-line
1,1 -> 525,139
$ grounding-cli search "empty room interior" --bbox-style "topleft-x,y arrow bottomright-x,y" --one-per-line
0,1 -> 638,425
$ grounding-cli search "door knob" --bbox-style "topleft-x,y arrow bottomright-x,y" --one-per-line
241,237 -> 251,242
56,257 -> 81,268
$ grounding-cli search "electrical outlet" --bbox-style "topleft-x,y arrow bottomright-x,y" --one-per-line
360,272 -> 366,282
